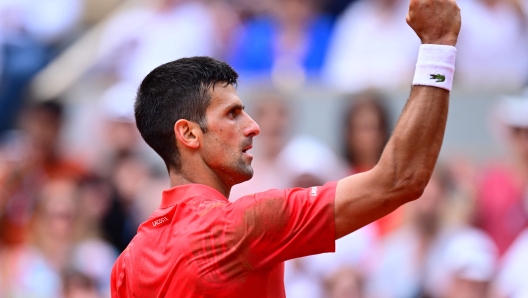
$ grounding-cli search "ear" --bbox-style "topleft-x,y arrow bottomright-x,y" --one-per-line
174,119 -> 202,150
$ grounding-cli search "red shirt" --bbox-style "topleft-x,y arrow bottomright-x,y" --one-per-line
476,164 -> 528,255
111,182 -> 336,297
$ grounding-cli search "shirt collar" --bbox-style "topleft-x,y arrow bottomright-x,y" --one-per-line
160,184 -> 228,209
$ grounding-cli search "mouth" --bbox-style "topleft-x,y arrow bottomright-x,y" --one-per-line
242,145 -> 253,154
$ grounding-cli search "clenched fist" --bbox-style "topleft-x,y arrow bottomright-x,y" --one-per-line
406,0 -> 461,46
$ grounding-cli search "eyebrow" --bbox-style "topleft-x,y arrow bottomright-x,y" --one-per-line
226,103 -> 245,111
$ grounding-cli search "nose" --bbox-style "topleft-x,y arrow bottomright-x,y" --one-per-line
244,113 -> 260,137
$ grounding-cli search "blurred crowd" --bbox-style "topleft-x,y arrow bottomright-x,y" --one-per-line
1,0 -> 528,297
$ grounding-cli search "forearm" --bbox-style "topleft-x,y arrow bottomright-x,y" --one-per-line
379,85 -> 449,197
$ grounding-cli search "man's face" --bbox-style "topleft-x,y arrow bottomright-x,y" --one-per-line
200,84 -> 260,187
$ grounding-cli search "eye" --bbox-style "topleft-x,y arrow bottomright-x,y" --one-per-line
227,108 -> 239,119
226,105 -> 245,119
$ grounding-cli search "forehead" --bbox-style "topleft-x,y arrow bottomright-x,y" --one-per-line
207,83 -> 242,111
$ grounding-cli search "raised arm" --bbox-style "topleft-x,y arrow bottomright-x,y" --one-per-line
334,0 -> 461,239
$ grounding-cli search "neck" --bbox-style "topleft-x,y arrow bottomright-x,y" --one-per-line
169,164 -> 231,198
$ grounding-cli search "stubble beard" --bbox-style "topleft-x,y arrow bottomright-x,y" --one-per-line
229,157 -> 254,185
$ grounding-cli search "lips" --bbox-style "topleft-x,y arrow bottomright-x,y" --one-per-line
242,145 -> 252,153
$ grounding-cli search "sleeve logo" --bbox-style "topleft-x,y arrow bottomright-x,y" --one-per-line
430,74 -> 445,82
310,187 -> 318,197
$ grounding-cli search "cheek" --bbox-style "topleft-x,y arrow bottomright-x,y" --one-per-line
202,133 -> 236,164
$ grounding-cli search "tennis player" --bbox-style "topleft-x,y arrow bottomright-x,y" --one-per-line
110,0 -> 461,296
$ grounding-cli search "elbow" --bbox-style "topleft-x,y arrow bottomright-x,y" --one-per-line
404,181 -> 427,202
392,170 -> 430,203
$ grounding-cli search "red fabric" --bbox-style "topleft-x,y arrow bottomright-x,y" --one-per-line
111,182 -> 336,298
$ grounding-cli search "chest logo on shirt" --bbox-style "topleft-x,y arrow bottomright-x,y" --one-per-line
152,217 -> 169,227
311,187 -> 318,197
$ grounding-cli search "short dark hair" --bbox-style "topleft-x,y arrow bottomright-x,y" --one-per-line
134,57 -> 238,171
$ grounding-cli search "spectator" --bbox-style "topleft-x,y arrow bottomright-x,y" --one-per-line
62,270 -> 102,298
366,170 -> 498,298
0,0 -> 83,135
341,91 -> 399,237
278,135 -> 347,188
98,0 -> 227,85
495,227 -> 528,298
101,154 -> 151,252
475,95 -> 528,255
440,228 -> 497,298
92,81 -> 142,176
77,83 -> 168,253
455,0 -> 528,92
280,135 -> 372,298
30,177 -> 117,297
342,91 -> 390,175
0,242 -> 61,297
228,0 -> 334,85
0,101 -> 84,246
17,101 -> 85,179
75,176 -> 118,295
324,267 -> 364,298
30,178 -> 80,272
323,0 -> 420,92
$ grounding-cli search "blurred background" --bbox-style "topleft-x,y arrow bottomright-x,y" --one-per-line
0,0 -> 528,297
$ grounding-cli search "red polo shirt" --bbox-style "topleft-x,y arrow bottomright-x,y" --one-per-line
110,182 -> 336,297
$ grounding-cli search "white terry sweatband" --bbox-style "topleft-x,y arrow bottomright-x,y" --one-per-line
412,44 -> 457,91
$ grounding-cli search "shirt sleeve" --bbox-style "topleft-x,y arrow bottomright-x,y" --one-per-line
110,252 -> 128,298
228,181 -> 336,270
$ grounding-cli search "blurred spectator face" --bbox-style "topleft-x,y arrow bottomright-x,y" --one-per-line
253,99 -> 289,158
104,121 -> 140,154
21,103 -> 63,159
99,82 -> 140,155
78,178 -> 111,223
409,174 -> 444,234
348,106 -> 384,159
509,127 -> 528,163
497,96 -> 528,165
325,267 -> 363,298
445,277 -> 488,298
270,0 -> 317,24
112,156 -> 149,204
63,271 -> 101,298
345,95 -> 389,169
38,178 -> 78,239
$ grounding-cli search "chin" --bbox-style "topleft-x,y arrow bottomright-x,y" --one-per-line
231,166 -> 254,185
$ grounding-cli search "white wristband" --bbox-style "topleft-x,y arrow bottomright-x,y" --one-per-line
412,44 -> 457,91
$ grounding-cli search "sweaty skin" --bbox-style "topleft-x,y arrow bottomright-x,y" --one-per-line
334,0 -> 461,239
